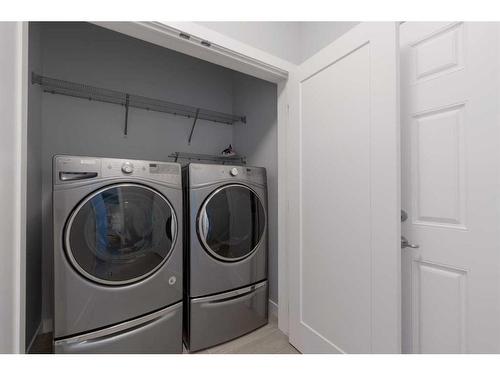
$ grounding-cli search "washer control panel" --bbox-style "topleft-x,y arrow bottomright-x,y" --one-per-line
54,155 -> 181,187
102,159 -> 180,185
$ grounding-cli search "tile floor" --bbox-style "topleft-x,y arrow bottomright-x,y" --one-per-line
29,314 -> 300,354
194,314 -> 300,354
29,332 -> 52,354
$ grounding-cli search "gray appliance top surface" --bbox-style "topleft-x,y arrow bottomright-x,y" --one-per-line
54,155 -> 181,188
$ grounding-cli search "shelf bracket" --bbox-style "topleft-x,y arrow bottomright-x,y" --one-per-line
124,94 -> 130,136
187,108 -> 200,145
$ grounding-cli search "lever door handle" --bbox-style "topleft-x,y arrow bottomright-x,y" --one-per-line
401,235 -> 419,249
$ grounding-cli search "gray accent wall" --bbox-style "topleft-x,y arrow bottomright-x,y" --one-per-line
232,74 -> 278,304
26,22 -> 43,351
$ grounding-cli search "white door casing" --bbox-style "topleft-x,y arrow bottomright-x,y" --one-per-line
288,22 -> 400,353
401,22 -> 500,353
7,20 -> 295,352
0,21 -> 27,354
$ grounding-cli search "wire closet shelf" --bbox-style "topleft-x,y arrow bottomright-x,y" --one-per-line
169,152 -> 246,165
31,73 -> 246,138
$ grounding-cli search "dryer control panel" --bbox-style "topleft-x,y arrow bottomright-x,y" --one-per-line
188,163 -> 267,188
54,155 -> 181,187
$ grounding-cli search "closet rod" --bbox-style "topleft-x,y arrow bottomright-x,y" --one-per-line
31,73 -> 246,126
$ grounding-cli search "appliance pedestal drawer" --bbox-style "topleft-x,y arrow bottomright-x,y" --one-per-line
187,280 -> 268,352
54,301 -> 182,354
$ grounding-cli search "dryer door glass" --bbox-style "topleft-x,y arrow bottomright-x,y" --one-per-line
198,184 -> 266,262
65,184 -> 177,285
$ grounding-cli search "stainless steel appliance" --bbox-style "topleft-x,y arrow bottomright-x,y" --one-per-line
183,163 -> 268,352
52,155 -> 183,353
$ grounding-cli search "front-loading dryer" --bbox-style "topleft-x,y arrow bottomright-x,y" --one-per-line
183,163 -> 268,352
52,155 -> 183,353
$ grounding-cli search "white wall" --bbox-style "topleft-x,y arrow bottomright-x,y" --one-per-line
197,22 -> 301,64
197,22 -> 359,64
232,73 -> 278,304
0,22 -> 25,354
299,22 -> 359,62
37,22 -> 236,330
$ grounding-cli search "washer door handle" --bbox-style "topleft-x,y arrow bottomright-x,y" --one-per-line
201,210 -> 209,237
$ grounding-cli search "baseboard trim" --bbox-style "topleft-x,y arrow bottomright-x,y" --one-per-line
269,299 -> 278,318
26,321 -> 42,354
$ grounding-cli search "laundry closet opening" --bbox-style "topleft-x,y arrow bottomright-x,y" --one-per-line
26,21 -> 279,353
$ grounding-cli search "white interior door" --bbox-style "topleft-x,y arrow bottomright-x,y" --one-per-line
287,22 -> 400,353
401,22 -> 500,353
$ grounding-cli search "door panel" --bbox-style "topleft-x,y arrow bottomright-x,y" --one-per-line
412,261 -> 466,353
401,22 -> 500,353
301,44 -> 371,354
288,22 -> 400,353
412,104 -> 466,227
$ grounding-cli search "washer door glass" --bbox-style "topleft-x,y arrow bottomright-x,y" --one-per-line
65,184 -> 176,285
198,184 -> 266,262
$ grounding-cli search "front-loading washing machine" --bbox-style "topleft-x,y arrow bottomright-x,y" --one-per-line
183,163 -> 268,352
52,155 -> 183,353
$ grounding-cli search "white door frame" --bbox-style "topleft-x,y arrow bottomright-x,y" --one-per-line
8,21 -> 297,352
94,22 -> 292,83
0,21 -> 28,354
